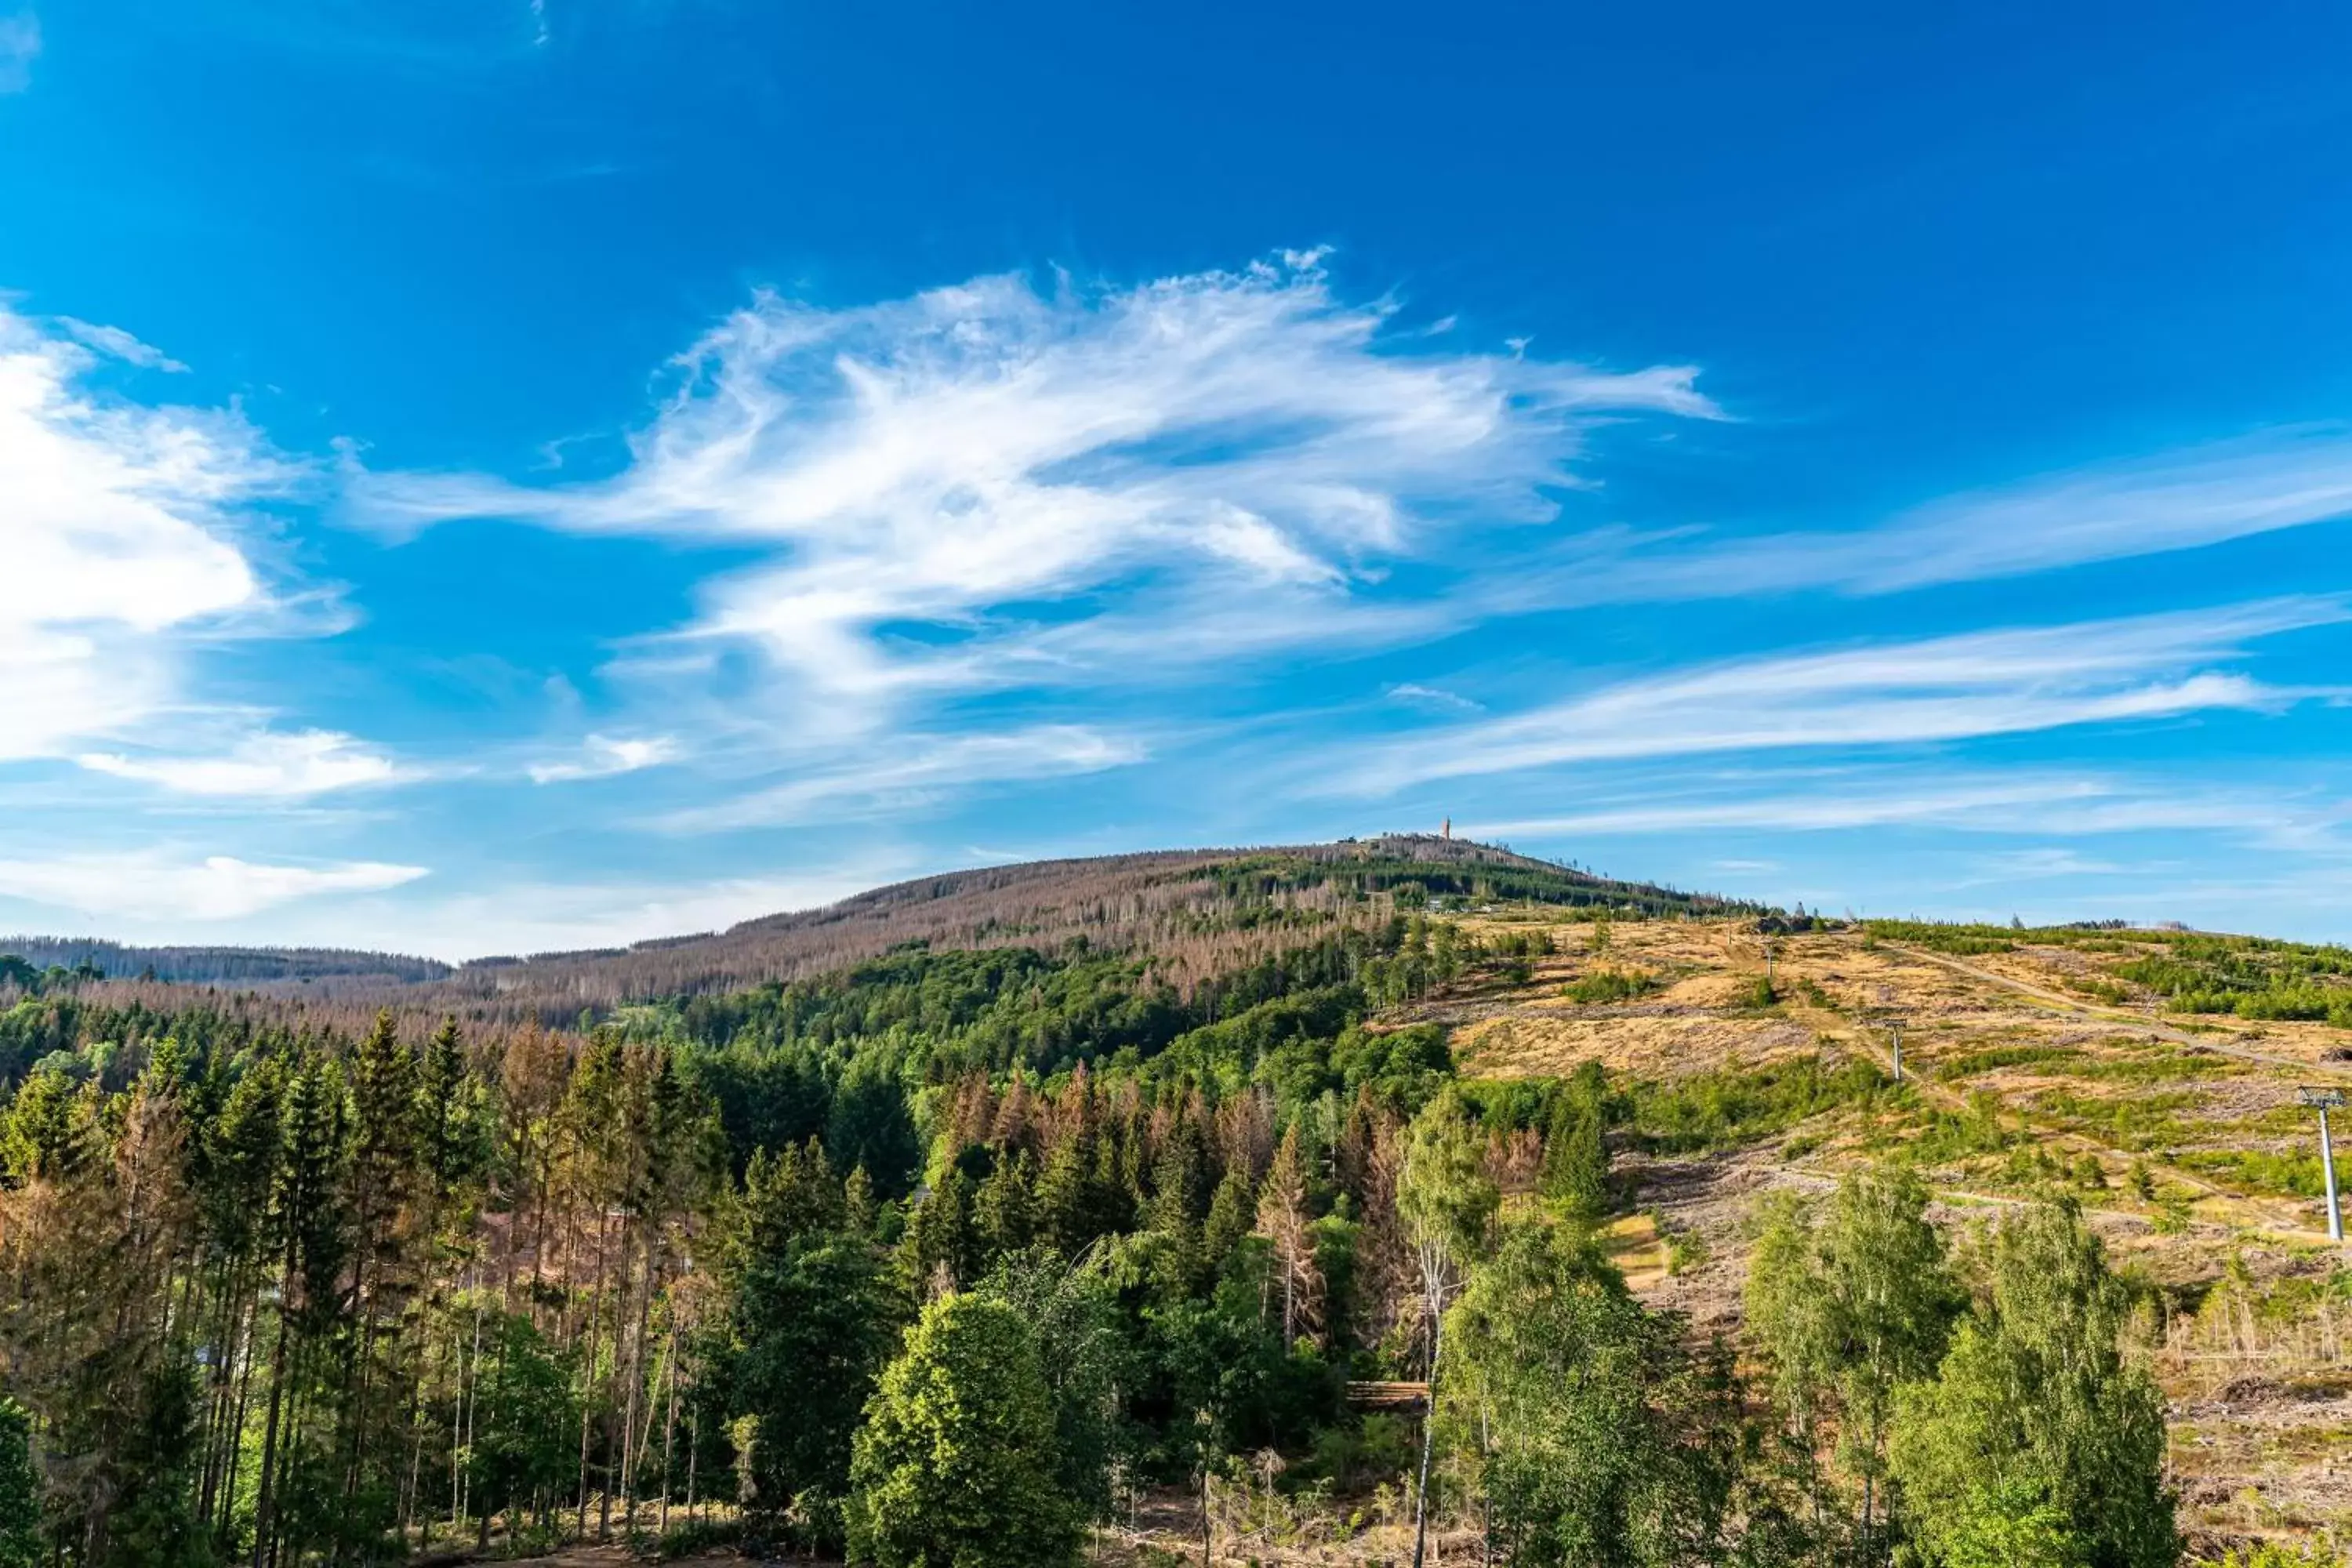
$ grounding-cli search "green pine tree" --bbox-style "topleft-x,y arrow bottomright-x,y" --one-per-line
1539,1065 -> 1610,1221
974,1151 -> 1037,1261
0,1399 -> 39,1568
904,1168 -> 977,1293
1200,1164 -> 1256,1272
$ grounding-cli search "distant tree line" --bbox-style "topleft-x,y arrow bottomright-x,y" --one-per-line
0,943 -> 450,989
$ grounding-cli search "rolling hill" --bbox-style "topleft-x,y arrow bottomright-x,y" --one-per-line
0,835 -> 1748,1022
417,834 -> 1748,1015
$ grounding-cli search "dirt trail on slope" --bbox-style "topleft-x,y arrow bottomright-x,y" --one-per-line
1831,967 -> 2326,1241
1889,943 -> 2352,1083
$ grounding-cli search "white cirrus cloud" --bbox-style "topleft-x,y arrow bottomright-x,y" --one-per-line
307,862 -> 903,964
1468,768 -> 2352,851
1387,682 -> 1485,713
1867,428 -> 2352,590
76,729 -> 401,797
0,305 -> 303,760
1346,597 -> 2348,793
1955,848 -> 2131,884
352,252 -> 1719,720
0,11 -> 35,93
659,725 -> 1144,833
56,317 -> 190,373
528,732 -> 681,784
0,851 -> 426,922
1557,426 -> 2352,604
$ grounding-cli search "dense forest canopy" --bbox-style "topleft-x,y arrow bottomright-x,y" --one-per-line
0,846 -> 2217,1567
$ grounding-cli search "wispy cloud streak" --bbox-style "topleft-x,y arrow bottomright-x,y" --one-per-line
353,253 -> 1718,719
1555,428 -> 2352,604
660,726 -> 1144,832
528,734 -> 680,784
78,730 -> 401,797
1469,768 -> 2352,851
0,10 -> 35,93
1348,597 -> 2346,792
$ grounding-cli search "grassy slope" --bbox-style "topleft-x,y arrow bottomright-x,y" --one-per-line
1433,913 -> 2352,1552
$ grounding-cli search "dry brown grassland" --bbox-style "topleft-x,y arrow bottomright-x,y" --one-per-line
1427,913 -> 2352,1554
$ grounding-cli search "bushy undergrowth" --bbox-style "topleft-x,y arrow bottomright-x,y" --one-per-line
1630,1054 -> 1890,1152
1862,921 -> 2352,1030
2172,1146 -> 2331,1199
652,1516 -> 745,1559
1861,920 -> 2023,956
2115,933 -> 2352,1024
1563,967 -> 1657,1004
1933,1044 -> 2082,1079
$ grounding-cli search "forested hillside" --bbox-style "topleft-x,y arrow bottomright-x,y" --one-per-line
358,837 -> 1740,1017
0,843 -> 2321,1568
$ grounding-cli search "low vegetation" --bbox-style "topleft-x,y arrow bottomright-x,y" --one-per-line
1563,966 -> 1657,1004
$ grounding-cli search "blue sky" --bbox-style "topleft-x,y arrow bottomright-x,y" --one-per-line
8,0 -> 2352,958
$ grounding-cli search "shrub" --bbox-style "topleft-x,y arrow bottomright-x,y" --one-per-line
1632,1055 -> 1886,1152
1664,1225 -> 1710,1276
654,1517 -> 745,1559
1564,968 -> 1655,1004
2210,1543 -> 2347,1566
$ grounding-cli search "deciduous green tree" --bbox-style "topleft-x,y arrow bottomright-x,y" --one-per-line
465,1311 -> 577,1540
1888,1200 -> 2177,1568
1398,1090 -> 1499,1568
846,1294 -> 1080,1568
1744,1167 -> 1958,1554
1445,1221 -> 1751,1567
732,1238 -> 902,1550
976,1248 -> 1129,1525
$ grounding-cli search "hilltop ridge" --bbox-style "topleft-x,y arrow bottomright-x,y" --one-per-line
416,835 -> 1753,1018
5,837 -> 1754,1020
